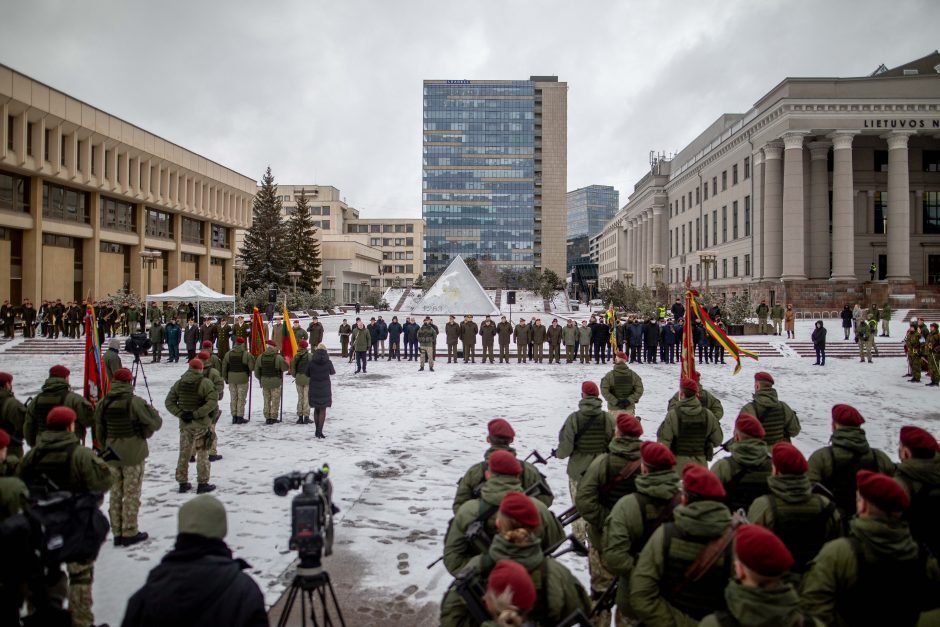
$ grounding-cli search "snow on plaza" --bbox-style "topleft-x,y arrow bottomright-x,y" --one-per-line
0,309 -> 935,626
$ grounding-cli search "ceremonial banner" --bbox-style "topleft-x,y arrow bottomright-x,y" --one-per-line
689,295 -> 759,375
250,307 -> 266,357
681,274 -> 698,382
83,304 -> 107,402
281,304 -> 298,363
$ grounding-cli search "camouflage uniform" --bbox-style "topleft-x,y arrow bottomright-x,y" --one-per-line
925,327 -> 940,385
200,356 -> 224,456
417,322 -> 437,369
221,344 -> 254,421
253,346 -> 288,421
166,366 -> 218,486
856,318 -> 873,362
906,325 -> 924,382
0,387 -> 27,459
600,362 -> 645,416
291,348 -> 312,419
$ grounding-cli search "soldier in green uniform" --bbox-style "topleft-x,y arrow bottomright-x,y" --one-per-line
576,413 -> 643,626
578,320 -> 592,364
771,302 -> 785,336
600,352 -> 644,416
253,340 -> 288,424
800,470 -> 940,625
603,442 -> 680,625
880,301 -> 892,336
291,340 -> 312,424
198,351 -> 224,461
0,372 -> 26,459
166,359 -> 218,493
201,340 -> 222,374
925,322 -> 940,386
905,319 -> 924,382
25,365 -> 93,447
807,403 -> 894,519
630,465 -> 736,625
546,319 -> 563,364
700,525 -> 818,627
442,451 -> 564,576
0,428 -> 20,477
417,316 -> 438,371
530,318 -> 546,363
895,426 -> 940,558
496,315 -> 512,363
104,338 -> 124,381
149,319 -> 165,362
452,418 -> 552,513
440,492 -> 591,627
562,319 -> 578,363
856,315 -> 873,363
710,414 -> 772,514
755,299 -> 770,334
216,316 -> 232,360
556,381 -> 615,542
221,336 -> 254,424
460,314 -> 478,363
657,377 -> 722,473
513,317 -> 530,363
351,319 -> 371,371
738,371 -> 800,444
147,301 -> 162,331
126,303 -> 141,333
445,315 -> 460,363
666,370 -> 724,420
479,315 -> 497,364
307,316 -> 324,347
232,315 -> 249,340
291,319 -> 307,343
18,406 -> 112,627
748,442 -> 842,577
94,368 -> 163,547
338,319 -> 351,358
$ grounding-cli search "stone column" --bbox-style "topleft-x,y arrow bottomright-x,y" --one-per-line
22,176 -> 43,303
752,151 -> 764,279
830,133 -> 858,280
627,220 -> 635,275
762,142 -> 784,279
885,131 -> 914,281
808,141 -> 831,279
641,213 -> 650,286
781,132 -> 808,280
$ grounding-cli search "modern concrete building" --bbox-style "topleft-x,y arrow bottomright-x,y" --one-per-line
567,184 -> 618,271
344,218 -> 425,288
598,51 -> 940,308
422,76 -> 567,278
0,63 -> 254,303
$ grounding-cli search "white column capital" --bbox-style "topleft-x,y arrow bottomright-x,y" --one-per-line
753,151 -> 764,167
763,141 -> 784,160
884,130 -> 916,150
782,132 -> 809,151
829,131 -> 859,150
808,141 -> 831,160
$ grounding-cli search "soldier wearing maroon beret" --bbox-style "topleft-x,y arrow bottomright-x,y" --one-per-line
657,377 -> 723,473
0,372 -> 27,459
24,364 -> 94,447
452,418 -> 554,514
710,413 -> 773,513
801,470 -> 940,626
895,425 -> 940,557
666,370 -> 725,421
807,404 -> 895,518
631,465 -> 735,625
604,441 -> 681,622
738,371 -> 801,445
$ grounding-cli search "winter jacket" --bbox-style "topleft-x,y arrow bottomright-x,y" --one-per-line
149,324 -> 165,348
531,323 -> 546,344
495,321 -> 513,344
460,320 -> 478,345
756,303 -> 769,319
739,388 -> 801,445
670,302 -> 685,319
0,389 -> 26,459
104,349 -> 123,382
417,323 -> 438,348
643,321 -> 660,345
402,322 -> 419,342
667,387 -> 725,421
661,323 -> 677,346
305,349 -> 335,409
700,579 -> 819,627
479,321 -> 497,345
121,535 -> 268,627
165,368 -> 218,432
657,395 -> 723,472
555,396 -> 616,480
184,324 -> 200,348
290,348 -> 311,384
600,362 -> 645,413
221,346 -> 254,386
562,323 -> 578,345
577,325 -> 592,345
375,319 -> 388,340
387,322 -> 403,343
812,324 -> 827,347
307,321 -> 324,345
94,380 -> 163,467
452,445 -> 552,514
592,322 -> 610,344
445,321 -> 461,344
165,322 -> 182,347
840,307 -> 853,328
806,426 -> 895,517
575,436 -> 642,548
25,377 -> 94,447
513,322 -> 530,345
628,322 -> 644,347
351,325 -> 371,351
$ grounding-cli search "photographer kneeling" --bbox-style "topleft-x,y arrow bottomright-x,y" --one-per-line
122,495 -> 267,627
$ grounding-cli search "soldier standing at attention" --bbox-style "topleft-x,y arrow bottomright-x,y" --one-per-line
905,318 -> 924,382
755,299 -> 770,334
800,471 -> 940,625
216,316 -> 232,360
291,340 -> 312,425
710,414 -> 772,514
94,368 -> 162,547
894,426 -> 940,557
460,314 -> 478,363
198,351 -> 224,463
657,377 -> 723,473
925,322 -> 940,386
530,318 -> 546,363
338,318 -> 352,359
25,365 -> 94,447
165,317 -> 182,363
17,406 -> 112,627
166,359 -> 218,494
307,315 -> 325,347
807,404 -> 894,519
221,336 -> 254,425
513,317 -> 530,363
666,370 -> 724,420
578,320 -> 592,364
479,315 -> 497,364
232,315 -> 249,340
546,318 -> 563,364
291,318 -> 307,343
445,315 -> 460,363
600,351 -> 644,416
496,315 -> 513,363
417,316 -> 438,372
253,340 -> 288,425
880,301 -> 892,336
738,371 -> 800,444
149,319 -> 165,362
351,318 -> 371,371
563,319 -> 578,363
771,301 -> 785,336
0,372 -> 26,459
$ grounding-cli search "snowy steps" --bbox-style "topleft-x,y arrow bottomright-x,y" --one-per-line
393,288 -> 412,312
786,340 -> 907,359
4,337 -> 87,355
906,309 -> 940,321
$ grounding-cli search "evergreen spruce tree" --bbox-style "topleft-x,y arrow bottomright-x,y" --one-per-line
285,190 -> 322,292
239,166 -> 289,291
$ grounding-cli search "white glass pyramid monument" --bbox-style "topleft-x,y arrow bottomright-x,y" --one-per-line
411,256 -> 499,316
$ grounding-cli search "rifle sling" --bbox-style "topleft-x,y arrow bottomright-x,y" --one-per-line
599,458 -> 641,495
671,523 -> 736,598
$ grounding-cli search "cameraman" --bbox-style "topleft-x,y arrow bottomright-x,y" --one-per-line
94,368 -> 163,547
105,338 -> 123,381
166,359 -> 218,494
18,406 -> 112,627
122,495 -> 267,627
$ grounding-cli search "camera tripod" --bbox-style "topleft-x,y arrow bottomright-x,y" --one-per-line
130,353 -> 153,404
276,564 -> 345,627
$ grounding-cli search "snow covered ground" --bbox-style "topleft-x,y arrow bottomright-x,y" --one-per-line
0,311 -> 932,625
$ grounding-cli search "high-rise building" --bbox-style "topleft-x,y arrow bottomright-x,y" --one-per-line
566,184 -> 619,271
422,76 -> 567,278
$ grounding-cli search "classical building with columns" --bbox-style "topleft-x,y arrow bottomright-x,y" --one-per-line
0,63 -> 255,304
599,51 -> 940,308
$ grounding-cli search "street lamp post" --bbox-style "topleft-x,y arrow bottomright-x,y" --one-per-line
624,271 -> 634,287
697,251 -> 717,294
288,271 -> 301,295
233,263 -> 247,309
650,264 -> 665,300
326,275 -> 336,302
586,279 -> 596,303
140,250 -> 160,331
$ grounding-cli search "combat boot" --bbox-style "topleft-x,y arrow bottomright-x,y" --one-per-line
179,482 -> 192,493
196,483 -> 216,494
296,416 -> 305,425
123,532 -> 149,547
209,454 -> 223,462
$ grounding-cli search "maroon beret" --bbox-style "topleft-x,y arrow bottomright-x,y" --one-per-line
615,351 -> 628,361
202,340 -> 213,348
616,413 -> 643,437
641,441 -> 676,469
266,340 -> 276,346
487,419 -> 515,441
0,372 -> 11,385
832,404 -> 864,427
197,351 -> 210,360
900,426 -> 938,453
856,470 -> 909,512
49,365 -> 70,379
581,381 -> 599,397
755,371 -> 774,385
298,340 -> 309,348
488,560 -> 536,612
113,368 -> 133,383
735,413 -> 765,439
680,377 -> 699,395
735,524 -> 794,576
47,406 -> 76,427
189,358 -> 205,370
488,450 -> 522,477
771,442 -> 808,475
682,464 -> 726,499
499,491 -> 540,528
0,429 -> 9,449
235,336 -> 246,344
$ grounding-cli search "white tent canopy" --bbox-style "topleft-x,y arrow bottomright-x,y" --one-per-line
146,280 -> 235,322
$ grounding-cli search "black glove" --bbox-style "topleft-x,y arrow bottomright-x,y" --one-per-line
616,399 -> 629,409
179,410 -> 194,423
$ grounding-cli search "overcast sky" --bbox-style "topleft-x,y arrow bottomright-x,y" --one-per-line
2,1 -> 937,218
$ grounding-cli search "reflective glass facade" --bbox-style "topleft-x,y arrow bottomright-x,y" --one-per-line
566,185 -> 619,240
423,80 -> 536,276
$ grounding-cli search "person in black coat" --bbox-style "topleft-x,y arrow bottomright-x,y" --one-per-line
591,319 -> 610,364
812,319 -> 827,366
627,319 -> 644,363
122,495 -> 267,627
643,318 -> 660,363
670,298 -> 685,320
305,346 -> 335,439
386,316 -> 403,361
660,320 -> 676,363
840,304 -> 854,340
693,320 -> 707,363
183,319 -> 200,360
403,318 -> 420,360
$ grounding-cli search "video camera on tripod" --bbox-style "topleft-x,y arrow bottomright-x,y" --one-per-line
124,332 -> 152,358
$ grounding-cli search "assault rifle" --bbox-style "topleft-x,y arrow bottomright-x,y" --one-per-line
556,609 -> 594,626
558,504 -> 581,527
524,449 -> 552,465
591,580 -> 618,617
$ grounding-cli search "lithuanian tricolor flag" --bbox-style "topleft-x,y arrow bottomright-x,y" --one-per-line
281,304 -> 298,363
689,297 -> 759,374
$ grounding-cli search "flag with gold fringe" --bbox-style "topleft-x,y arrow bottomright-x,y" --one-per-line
681,274 -> 698,382
606,304 -> 618,352
250,307 -> 267,357
281,304 -> 298,363
689,294 -> 759,375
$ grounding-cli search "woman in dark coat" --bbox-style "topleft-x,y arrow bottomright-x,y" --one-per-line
840,304 -> 854,340
304,344 -> 335,439
812,320 -> 827,366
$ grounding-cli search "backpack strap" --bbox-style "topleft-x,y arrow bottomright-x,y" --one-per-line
599,458 -> 642,495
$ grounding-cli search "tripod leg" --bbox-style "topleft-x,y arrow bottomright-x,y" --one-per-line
277,582 -> 300,627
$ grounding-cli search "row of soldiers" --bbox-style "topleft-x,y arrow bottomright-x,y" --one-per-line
905,316 -> 940,385
439,360 -> 940,626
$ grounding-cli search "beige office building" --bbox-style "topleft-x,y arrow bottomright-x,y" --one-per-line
0,64 -> 254,304
599,52 -> 940,308
344,218 -> 424,288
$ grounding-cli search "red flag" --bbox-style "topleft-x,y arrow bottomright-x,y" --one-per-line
83,304 -> 107,401
250,307 -> 266,357
681,272 -> 698,383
